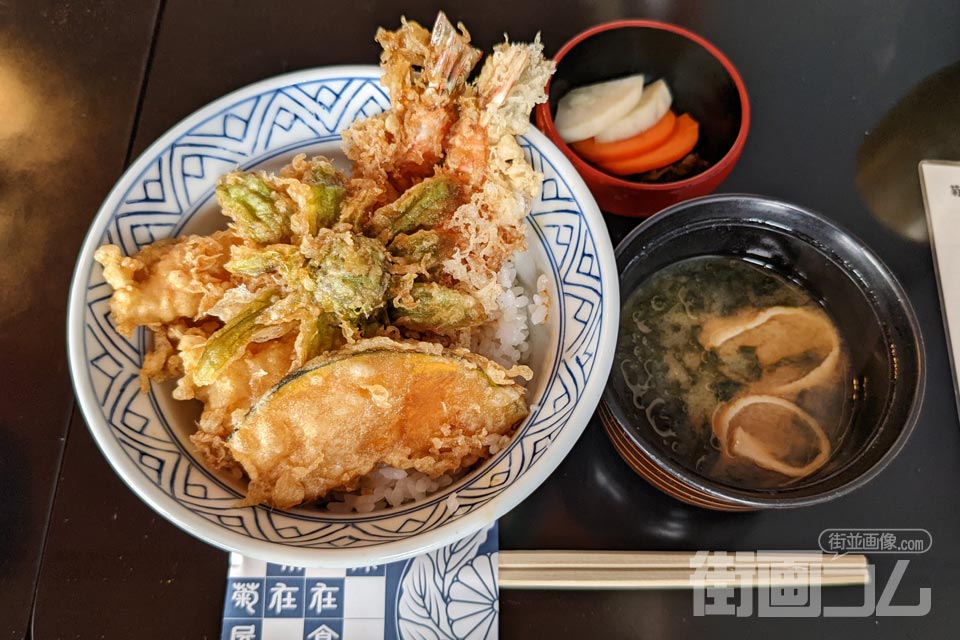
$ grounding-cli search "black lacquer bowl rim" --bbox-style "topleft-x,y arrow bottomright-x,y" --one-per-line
604,193 -> 925,509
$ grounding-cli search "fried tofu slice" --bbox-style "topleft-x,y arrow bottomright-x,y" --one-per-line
227,337 -> 530,508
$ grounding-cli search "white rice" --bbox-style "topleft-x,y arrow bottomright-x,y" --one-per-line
445,493 -> 461,513
326,465 -> 457,514
325,260 -> 549,513
530,274 -> 550,326
470,260 -> 549,369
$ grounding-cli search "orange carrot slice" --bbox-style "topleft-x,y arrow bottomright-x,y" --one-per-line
598,114 -> 700,176
572,111 -> 677,163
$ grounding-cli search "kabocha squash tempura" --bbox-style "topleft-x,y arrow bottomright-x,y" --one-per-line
231,339 -> 530,509
94,12 -> 554,509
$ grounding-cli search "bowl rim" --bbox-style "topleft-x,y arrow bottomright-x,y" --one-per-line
535,19 -> 751,192
66,64 -> 620,565
604,193 -> 926,508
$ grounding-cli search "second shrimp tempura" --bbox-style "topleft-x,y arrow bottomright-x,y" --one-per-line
343,13 -> 554,311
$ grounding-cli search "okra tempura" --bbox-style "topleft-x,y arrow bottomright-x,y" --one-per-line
94,12 -> 553,508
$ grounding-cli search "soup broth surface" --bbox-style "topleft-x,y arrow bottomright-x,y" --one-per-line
617,256 -> 852,489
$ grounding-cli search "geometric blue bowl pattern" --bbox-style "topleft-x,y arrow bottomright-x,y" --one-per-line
71,66 -> 614,564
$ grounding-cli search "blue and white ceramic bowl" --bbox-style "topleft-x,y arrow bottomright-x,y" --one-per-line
67,66 -> 618,566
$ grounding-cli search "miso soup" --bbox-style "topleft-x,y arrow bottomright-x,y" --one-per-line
616,256 -> 852,489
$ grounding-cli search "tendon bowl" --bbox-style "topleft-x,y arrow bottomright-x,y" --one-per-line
535,20 -> 750,216
601,195 -> 923,510
67,66 -> 618,566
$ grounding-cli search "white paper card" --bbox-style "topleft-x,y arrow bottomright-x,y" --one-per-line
920,160 -> 960,410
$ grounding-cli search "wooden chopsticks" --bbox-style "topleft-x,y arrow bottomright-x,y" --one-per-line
498,550 -> 870,590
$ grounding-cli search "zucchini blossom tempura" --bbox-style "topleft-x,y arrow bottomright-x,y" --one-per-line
94,12 -> 553,508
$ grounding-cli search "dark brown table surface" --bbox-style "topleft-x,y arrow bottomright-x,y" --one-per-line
4,1 -> 959,638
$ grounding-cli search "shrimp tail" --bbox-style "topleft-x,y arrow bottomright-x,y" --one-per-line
476,34 -> 554,139
425,12 -> 482,94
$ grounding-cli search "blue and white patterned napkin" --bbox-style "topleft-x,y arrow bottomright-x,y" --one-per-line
222,525 -> 499,640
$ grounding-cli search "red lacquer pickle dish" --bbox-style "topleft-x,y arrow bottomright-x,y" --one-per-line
535,20 -> 750,216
